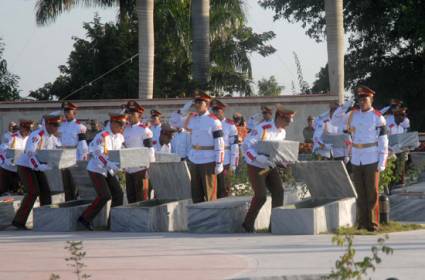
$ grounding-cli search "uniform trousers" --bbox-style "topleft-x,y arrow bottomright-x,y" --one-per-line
13,166 -> 52,226
189,161 -> 217,203
125,169 -> 149,203
352,162 -> 380,230
81,171 -> 123,222
0,167 -> 20,195
62,168 -> 78,201
217,164 -> 233,198
243,164 -> 283,230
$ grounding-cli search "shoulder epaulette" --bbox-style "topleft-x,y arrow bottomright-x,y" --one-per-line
138,124 -> 147,128
101,131 -> 110,137
76,120 -> 81,124
374,110 -> 382,116
225,119 -> 235,125
262,124 -> 272,130
208,113 -> 219,120
38,130 -> 45,137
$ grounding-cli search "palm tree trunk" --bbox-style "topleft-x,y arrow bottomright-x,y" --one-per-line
325,0 -> 344,104
136,0 -> 154,99
191,0 -> 210,90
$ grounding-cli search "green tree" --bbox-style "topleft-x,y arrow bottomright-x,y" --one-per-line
0,39 -> 20,101
259,0 -> 425,130
257,75 -> 282,96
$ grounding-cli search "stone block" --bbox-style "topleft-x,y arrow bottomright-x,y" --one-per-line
154,152 -> 181,163
389,131 -> 420,151
111,199 -> 192,232
0,193 -> 64,229
322,133 -> 350,148
271,198 -> 357,235
33,199 -> 110,232
69,161 -> 97,199
187,196 -> 271,233
148,161 -> 191,200
410,152 -> 425,170
108,148 -> 151,169
37,148 -> 77,169
255,140 -> 299,163
271,161 -> 357,235
390,191 -> 425,222
5,149 -> 23,164
45,169 -> 64,192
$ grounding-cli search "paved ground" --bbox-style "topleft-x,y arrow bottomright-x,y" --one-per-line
1,230 -> 424,280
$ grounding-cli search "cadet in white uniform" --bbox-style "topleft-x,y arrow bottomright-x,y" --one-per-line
2,121 -> 18,144
345,86 -> 388,231
123,100 -> 155,203
12,114 -> 62,229
78,113 -> 126,230
0,120 -> 33,195
169,111 -> 191,160
242,105 -> 295,232
211,99 -> 239,198
150,109 -> 162,151
59,102 -> 89,201
185,91 -> 225,203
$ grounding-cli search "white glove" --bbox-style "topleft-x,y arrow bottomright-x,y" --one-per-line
181,100 -> 194,115
255,155 -> 275,168
107,161 -> 120,173
37,164 -> 52,172
344,156 -> 350,164
377,164 -> 385,172
215,163 -> 224,175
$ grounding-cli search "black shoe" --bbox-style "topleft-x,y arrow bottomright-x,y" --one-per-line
78,216 -> 94,231
242,222 -> 254,233
11,221 -> 28,230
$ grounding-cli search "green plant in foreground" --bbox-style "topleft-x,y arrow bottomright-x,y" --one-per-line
326,234 -> 394,280
49,241 -> 90,280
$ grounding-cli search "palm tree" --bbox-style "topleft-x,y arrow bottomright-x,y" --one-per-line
136,0 -> 154,99
35,0 -> 154,99
324,0 -> 345,104
191,0 -> 210,90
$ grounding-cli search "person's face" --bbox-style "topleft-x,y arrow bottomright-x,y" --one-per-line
262,111 -> 272,121
19,126 -> 31,137
128,111 -> 141,124
110,121 -> 125,134
308,119 -> 313,127
151,116 -> 160,125
64,109 -> 76,121
358,96 -> 373,111
194,99 -> 208,113
9,124 -> 18,132
395,113 -> 405,125
46,123 -> 59,135
212,107 -> 225,119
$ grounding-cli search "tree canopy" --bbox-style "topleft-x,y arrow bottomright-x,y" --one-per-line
31,0 -> 276,100
0,38 -> 20,101
257,75 -> 282,96
260,0 -> 425,130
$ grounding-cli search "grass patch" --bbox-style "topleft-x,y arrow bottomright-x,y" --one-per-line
335,221 -> 424,235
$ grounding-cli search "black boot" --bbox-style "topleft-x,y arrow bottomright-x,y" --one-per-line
12,221 -> 28,230
78,216 -> 94,231
242,222 -> 254,233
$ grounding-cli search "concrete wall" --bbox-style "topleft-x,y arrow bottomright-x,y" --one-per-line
0,95 -> 337,142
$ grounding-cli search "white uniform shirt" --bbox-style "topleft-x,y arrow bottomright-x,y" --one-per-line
59,119 -> 89,161
0,131 -> 28,172
151,124 -> 162,151
187,111 -> 225,165
386,115 -> 410,135
171,129 -> 191,159
87,129 -> 125,176
16,127 -> 62,169
221,118 -> 239,167
123,122 -> 155,173
243,121 -> 286,169
2,131 -> 12,144
346,108 -> 388,167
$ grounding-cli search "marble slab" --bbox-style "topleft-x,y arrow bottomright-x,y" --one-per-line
108,148 -> 151,169
111,199 -> 192,232
389,131 -> 420,152
255,140 -> 299,163
33,199 -> 110,231
5,149 -> 23,164
410,152 -> 425,170
68,161 -> 97,199
322,133 -> 350,148
0,193 -> 65,229
37,148 -> 77,169
291,161 -> 357,200
148,161 -> 191,200
271,198 -> 357,235
187,196 -> 272,233
154,152 -> 181,163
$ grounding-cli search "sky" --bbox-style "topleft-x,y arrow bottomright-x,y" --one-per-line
0,0 -> 328,97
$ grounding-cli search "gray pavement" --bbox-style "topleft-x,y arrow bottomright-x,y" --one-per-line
1,230 -> 425,280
